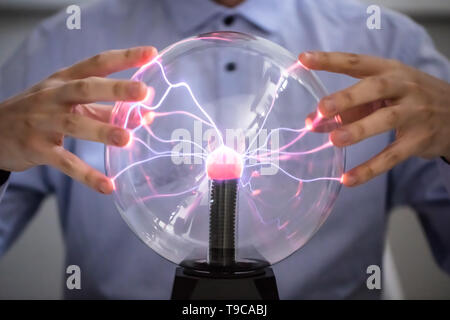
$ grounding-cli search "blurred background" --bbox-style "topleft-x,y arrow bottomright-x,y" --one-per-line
0,0 -> 449,299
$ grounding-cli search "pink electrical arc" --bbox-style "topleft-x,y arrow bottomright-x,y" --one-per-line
108,43 -> 342,228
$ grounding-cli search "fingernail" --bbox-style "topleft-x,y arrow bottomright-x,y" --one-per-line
344,174 -> 357,186
141,47 -> 156,60
334,129 -> 351,144
110,128 -> 129,146
129,82 -> 144,99
301,51 -> 314,60
321,98 -> 337,114
98,180 -> 112,194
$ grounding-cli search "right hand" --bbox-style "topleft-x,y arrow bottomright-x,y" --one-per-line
0,46 -> 157,194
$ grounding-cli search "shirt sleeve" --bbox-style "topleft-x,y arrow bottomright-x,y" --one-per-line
437,158 -> 450,195
0,181 -> 8,204
0,170 -> 10,203
0,168 -> 51,257
388,18 -> 450,273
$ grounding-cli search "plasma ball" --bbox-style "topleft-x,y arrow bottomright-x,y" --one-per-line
206,145 -> 244,181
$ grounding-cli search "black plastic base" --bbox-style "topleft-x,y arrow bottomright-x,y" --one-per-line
171,266 -> 279,300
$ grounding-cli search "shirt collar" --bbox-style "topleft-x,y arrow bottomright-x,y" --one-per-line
163,0 -> 282,36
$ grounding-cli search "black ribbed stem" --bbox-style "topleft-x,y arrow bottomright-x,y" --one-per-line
208,179 -> 238,268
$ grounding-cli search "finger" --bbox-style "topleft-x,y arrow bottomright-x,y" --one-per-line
343,138 -> 415,187
47,147 -> 114,194
44,113 -> 130,146
71,103 -> 114,123
53,77 -> 147,104
298,52 -> 397,78
330,105 -> 406,147
57,46 -> 157,79
339,100 -> 390,125
318,75 -> 406,117
304,110 -> 341,133
305,103 -> 380,133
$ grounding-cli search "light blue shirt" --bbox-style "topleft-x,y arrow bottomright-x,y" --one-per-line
0,182 -> 7,204
1,0 -> 450,299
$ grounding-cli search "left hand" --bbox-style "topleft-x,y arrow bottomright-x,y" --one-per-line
299,51 -> 450,187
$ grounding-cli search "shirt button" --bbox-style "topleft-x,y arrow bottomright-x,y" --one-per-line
225,62 -> 236,72
223,15 -> 235,26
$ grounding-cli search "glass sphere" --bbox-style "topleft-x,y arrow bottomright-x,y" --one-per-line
105,32 -> 345,270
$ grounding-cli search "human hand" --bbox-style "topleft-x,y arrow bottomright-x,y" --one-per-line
299,51 -> 450,187
0,46 -> 157,194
